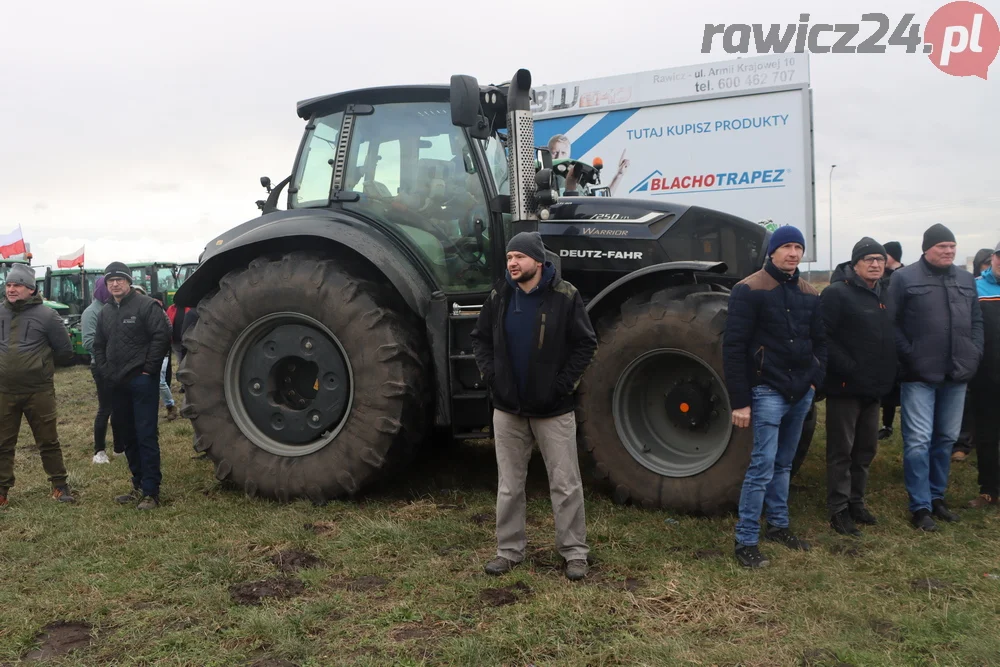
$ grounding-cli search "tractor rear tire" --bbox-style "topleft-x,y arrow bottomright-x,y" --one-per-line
177,253 -> 428,504
577,284 -> 753,515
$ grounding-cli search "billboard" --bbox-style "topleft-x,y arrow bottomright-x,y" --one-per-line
533,53 -> 817,261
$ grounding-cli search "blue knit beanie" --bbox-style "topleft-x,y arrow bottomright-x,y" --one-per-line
767,226 -> 806,256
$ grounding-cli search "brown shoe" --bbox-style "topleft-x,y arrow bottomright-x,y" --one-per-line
51,485 -> 76,503
968,494 -> 998,509
0,490 -> 7,508
951,451 -> 967,463
166,405 -> 179,421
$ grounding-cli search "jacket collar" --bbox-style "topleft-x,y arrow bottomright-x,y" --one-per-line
113,288 -> 137,307
764,259 -> 799,284
3,292 -> 43,312
918,255 -> 955,277
984,267 -> 998,285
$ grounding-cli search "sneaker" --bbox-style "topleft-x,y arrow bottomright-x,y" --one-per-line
51,485 -> 76,503
931,499 -> 960,523
877,426 -> 893,441
849,505 -> 878,525
92,451 -> 110,464
112,451 -> 125,457
830,510 -> 862,537
911,509 -> 937,532
166,405 -> 179,421
115,487 -> 142,505
565,559 -> 589,581
968,493 -> 999,509
951,450 -> 967,463
137,496 -> 160,510
734,542 -> 770,568
764,525 -> 811,551
483,556 -> 518,576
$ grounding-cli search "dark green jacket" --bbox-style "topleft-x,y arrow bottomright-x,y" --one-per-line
0,293 -> 74,393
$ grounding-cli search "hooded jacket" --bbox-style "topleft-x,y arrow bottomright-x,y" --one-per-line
93,288 -> 171,386
888,257 -> 983,383
471,262 -> 597,417
0,293 -> 74,393
820,262 -> 897,399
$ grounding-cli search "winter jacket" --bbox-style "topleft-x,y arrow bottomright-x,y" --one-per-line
974,267 -> 1000,385
93,289 -> 171,387
819,262 -> 897,399
880,263 -> 902,291
723,260 -> 827,410
888,257 -> 983,384
0,293 -> 74,393
81,298 -> 102,365
471,263 -> 597,418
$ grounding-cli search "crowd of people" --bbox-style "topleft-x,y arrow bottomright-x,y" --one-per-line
724,223 -> 994,568
0,261 -> 195,511
0,224 -> 995,581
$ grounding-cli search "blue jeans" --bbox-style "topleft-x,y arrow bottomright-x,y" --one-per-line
159,356 -> 174,408
735,385 -> 815,546
900,381 -> 967,513
110,373 -> 162,498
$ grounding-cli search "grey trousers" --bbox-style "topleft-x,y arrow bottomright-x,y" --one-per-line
826,396 -> 880,516
493,409 -> 589,562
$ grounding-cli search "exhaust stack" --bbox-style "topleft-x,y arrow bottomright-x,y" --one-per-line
506,69 -> 537,224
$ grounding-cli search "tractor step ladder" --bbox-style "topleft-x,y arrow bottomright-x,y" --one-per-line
449,303 -> 493,440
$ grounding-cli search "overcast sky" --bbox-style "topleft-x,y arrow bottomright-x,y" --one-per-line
1,0 -> 996,272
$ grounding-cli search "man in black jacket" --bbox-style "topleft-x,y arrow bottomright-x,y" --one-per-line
93,262 -> 171,510
821,238 -> 897,536
723,225 -> 826,568
878,241 -> 904,440
889,224 -> 984,531
968,243 -> 1000,508
471,232 -> 597,581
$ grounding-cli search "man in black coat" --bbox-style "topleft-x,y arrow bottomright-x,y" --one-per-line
878,241 -> 904,440
471,232 -> 597,581
93,262 -> 171,510
889,224 -> 984,531
820,238 -> 898,536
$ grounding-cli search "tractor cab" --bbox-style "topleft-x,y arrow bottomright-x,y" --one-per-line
44,267 -> 95,316
128,262 -> 180,303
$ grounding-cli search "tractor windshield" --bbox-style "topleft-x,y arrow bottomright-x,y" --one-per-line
291,112 -> 344,208
341,102 -> 493,292
50,273 -> 86,314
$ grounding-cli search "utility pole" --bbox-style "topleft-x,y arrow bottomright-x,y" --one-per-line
828,164 -> 837,282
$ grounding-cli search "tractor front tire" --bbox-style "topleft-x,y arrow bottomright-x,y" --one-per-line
177,253 -> 428,504
577,284 -> 753,515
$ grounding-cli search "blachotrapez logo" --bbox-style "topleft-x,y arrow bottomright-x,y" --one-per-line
630,169 -> 787,195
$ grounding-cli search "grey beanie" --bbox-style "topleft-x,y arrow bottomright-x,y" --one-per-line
6,264 -> 36,290
506,231 -> 546,263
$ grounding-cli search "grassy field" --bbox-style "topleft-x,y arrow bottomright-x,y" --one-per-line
1,366 -> 999,666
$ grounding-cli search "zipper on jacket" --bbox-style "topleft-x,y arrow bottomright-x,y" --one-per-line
755,345 -> 765,376
538,313 -> 547,350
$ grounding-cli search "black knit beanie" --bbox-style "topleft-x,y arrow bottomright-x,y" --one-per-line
506,231 -> 546,263
852,237 -> 887,265
883,241 -> 902,263
922,224 -> 956,252
104,261 -> 133,284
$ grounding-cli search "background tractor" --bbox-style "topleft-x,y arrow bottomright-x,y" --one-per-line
175,69 -> 814,514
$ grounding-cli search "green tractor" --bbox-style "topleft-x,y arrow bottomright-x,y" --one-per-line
175,68 -> 816,514
42,267 -> 105,362
127,262 -> 182,305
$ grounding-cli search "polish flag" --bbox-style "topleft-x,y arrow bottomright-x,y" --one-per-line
57,245 -> 85,268
0,227 -> 25,259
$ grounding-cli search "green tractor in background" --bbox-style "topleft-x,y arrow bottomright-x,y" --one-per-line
127,262 -> 183,305
43,267 -> 104,362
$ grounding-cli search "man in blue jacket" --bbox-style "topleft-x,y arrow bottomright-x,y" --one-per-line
471,231 -> 598,581
724,226 -> 827,568
889,224 -> 984,530
967,242 -> 1000,509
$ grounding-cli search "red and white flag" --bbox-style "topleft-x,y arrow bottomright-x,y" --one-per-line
0,226 -> 25,259
57,245 -> 85,268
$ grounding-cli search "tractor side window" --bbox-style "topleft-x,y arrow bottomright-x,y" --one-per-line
131,268 -> 150,293
291,112 -> 344,208
157,267 -> 177,293
51,276 -> 84,314
342,102 -> 493,292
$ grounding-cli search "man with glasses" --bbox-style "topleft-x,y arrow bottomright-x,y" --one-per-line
93,262 -> 171,510
889,224 -> 984,531
820,238 -> 897,536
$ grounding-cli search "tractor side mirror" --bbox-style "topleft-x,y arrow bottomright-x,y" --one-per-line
450,75 -> 490,140
260,176 -> 272,193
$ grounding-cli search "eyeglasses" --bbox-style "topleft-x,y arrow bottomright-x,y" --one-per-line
106,278 -> 128,285
859,256 -> 886,265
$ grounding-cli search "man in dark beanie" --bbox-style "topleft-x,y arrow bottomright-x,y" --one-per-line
820,238 -> 897,536
889,224 -> 983,530
724,225 -> 826,567
878,241 -> 905,440
0,263 -> 76,507
471,231 -> 597,581
93,261 -> 171,510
